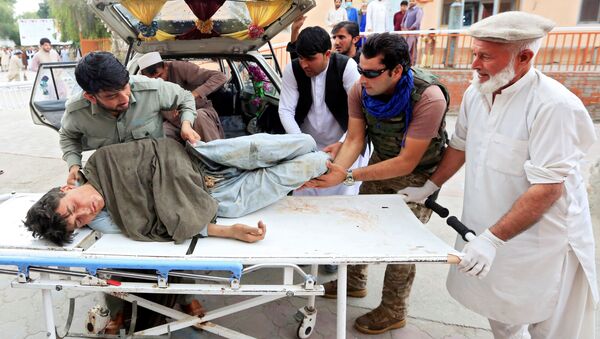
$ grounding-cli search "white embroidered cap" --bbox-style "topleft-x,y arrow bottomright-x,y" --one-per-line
137,52 -> 163,71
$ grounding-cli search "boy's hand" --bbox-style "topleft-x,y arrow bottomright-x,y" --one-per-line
231,221 -> 266,243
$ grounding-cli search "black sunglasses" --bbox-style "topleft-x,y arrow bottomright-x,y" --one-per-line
357,66 -> 388,79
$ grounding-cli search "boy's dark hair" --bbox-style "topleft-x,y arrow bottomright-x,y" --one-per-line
40,38 -> 51,45
141,61 -> 165,76
331,21 -> 360,39
401,1 -> 408,6
296,26 -> 332,57
24,187 -> 72,246
75,51 -> 130,94
362,33 -> 411,74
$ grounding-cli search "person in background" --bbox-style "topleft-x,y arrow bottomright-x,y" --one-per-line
60,45 -> 71,62
366,0 -> 388,33
359,0 -> 368,33
7,50 -> 24,82
0,48 -> 9,72
399,11 -> 598,338
345,0 -> 360,26
332,21 -> 363,63
287,19 -> 362,63
393,1 -> 408,31
326,0 -> 348,29
29,38 -> 60,72
401,0 -> 424,65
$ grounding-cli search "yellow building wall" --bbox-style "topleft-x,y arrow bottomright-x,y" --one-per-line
520,0 -> 582,26
270,0 -> 588,46
422,0 -> 584,28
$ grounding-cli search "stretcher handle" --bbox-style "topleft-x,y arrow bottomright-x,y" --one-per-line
447,216 -> 476,242
424,196 -> 449,218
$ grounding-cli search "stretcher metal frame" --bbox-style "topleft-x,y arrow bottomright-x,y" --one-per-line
0,193 -> 460,339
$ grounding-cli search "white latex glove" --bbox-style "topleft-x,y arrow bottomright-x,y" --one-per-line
458,229 -> 505,279
397,179 -> 439,203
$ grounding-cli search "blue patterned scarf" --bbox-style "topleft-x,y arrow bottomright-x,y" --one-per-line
362,69 -> 414,147
362,68 -> 414,121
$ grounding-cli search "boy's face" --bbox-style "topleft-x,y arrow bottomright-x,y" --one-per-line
55,185 -> 105,232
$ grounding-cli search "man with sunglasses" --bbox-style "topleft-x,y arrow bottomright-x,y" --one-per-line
59,51 -> 200,186
305,33 -> 449,334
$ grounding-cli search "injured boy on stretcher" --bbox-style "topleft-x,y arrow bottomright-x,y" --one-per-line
24,133 -> 330,246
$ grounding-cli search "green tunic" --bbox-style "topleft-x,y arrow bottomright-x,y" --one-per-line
60,75 -> 197,169
83,138 -> 218,243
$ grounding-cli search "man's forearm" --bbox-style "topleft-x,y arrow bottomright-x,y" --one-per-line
490,183 -> 563,241
353,155 -> 414,181
334,138 -> 364,169
178,89 -> 197,124
191,70 -> 228,98
59,133 -> 83,168
429,146 -> 465,186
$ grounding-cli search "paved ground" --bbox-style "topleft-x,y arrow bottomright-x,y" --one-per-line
0,71 -> 598,338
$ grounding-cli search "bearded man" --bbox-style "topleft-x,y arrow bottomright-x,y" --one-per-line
399,12 -> 598,338
59,52 -> 199,185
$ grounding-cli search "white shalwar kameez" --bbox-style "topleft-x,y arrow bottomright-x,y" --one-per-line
279,58 -> 369,196
446,68 -> 598,338
366,0 -> 388,33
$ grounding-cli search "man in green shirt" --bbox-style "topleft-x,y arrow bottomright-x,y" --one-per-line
60,51 -> 200,185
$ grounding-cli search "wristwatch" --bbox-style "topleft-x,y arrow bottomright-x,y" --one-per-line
343,169 -> 355,186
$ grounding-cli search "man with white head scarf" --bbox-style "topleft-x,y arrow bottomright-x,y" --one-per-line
399,11 -> 597,338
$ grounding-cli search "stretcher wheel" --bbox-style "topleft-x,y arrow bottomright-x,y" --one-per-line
297,320 -> 314,338
295,306 -> 316,338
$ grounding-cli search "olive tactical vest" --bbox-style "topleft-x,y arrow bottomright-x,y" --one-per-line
364,67 -> 450,174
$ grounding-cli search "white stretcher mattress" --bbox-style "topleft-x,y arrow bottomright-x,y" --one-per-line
0,194 -> 459,264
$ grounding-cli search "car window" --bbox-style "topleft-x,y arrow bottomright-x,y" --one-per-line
233,61 -> 278,99
29,63 -> 80,131
32,65 -> 79,102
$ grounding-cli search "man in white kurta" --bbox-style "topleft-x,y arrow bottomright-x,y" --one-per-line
399,12 -> 598,339
326,0 -> 348,28
366,0 -> 389,33
279,26 -> 368,198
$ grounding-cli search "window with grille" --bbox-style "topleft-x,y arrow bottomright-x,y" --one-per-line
579,0 -> 600,23
441,0 -> 518,27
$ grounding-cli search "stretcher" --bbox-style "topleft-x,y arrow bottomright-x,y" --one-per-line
0,193 -> 461,339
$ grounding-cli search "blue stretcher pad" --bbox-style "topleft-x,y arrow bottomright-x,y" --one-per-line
0,254 -> 243,280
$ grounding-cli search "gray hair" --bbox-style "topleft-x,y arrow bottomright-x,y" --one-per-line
510,38 -> 544,58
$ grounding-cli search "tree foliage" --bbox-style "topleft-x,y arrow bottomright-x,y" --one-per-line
17,11 -> 40,20
37,0 -> 50,19
48,0 -> 110,44
0,0 -> 19,44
